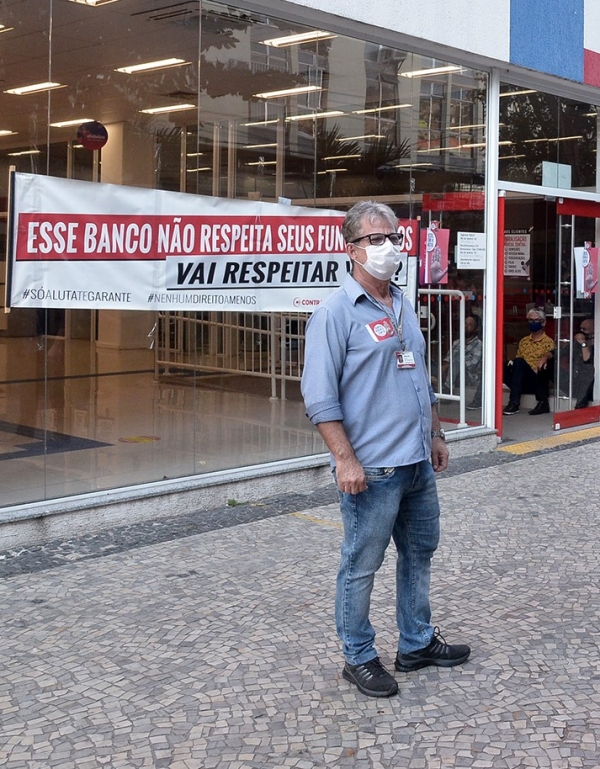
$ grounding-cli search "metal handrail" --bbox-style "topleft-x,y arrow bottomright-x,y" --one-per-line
419,288 -> 469,428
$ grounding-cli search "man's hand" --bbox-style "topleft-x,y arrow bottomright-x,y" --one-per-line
431,437 -> 449,472
336,455 -> 367,494
316,421 -> 367,494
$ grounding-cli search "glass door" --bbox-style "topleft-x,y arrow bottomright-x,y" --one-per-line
554,210 -> 596,415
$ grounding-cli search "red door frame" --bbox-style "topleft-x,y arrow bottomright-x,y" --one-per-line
496,194 -> 600,437
553,198 -> 600,429
556,198 -> 600,218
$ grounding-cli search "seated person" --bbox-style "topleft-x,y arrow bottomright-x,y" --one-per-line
442,315 -> 482,391
572,317 -> 595,409
503,308 -> 555,416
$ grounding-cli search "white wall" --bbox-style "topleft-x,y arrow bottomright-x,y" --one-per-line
585,0 -> 600,54
282,0 -> 511,63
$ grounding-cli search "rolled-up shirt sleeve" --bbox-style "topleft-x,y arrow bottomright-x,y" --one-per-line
301,306 -> 346,425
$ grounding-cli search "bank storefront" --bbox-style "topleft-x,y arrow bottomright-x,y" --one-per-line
0,0 -> 599,537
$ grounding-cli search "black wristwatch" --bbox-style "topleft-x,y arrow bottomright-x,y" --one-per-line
431,429 -> 446,441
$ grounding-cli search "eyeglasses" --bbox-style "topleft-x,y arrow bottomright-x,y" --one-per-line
350,232 -> 402,246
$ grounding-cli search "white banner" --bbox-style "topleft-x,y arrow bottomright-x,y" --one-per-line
8,173 -> 353,312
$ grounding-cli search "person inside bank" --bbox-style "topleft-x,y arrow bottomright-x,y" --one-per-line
571,316 -> 595,409
442,314 -> 483,394
503,307 -> 555,416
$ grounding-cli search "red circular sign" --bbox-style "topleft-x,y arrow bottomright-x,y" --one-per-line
77,121 -> 108,150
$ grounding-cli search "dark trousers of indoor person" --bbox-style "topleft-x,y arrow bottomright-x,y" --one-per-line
504,357 -> 551,405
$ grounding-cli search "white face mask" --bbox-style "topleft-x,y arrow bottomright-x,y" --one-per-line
358,240 -> 402,280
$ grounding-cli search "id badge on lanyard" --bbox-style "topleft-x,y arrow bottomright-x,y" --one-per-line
395,350 -> 416,369
380,293 -> 416,370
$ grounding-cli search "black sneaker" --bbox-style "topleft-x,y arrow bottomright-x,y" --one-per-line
342,657 -> 398,697
502,402 -> 520,415
528,400 -> 550,415
395,628 -> 470,672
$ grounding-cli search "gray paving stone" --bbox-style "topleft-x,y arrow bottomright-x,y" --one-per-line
2,442 -> 600,766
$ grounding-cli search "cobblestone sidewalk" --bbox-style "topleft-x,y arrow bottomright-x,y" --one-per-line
1,442 -> 600,768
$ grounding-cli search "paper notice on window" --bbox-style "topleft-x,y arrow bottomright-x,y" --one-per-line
574,243 -> 599,297
504,231 -> 530,276
456,231 -> 486,269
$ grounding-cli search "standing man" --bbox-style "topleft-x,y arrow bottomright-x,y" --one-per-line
301,200 -> 470,698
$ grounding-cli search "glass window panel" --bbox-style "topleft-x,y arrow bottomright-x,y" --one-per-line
0,0 -> 491,506
499,83 -> 598,191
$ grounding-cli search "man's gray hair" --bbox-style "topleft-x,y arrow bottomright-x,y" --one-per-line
527,307 -> 546,322
342,200 -> 398,243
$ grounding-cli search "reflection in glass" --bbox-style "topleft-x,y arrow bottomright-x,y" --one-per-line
499,84 -> 598,190
0,0 -> 495,505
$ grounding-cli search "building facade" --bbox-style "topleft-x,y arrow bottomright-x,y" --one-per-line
0,0 -> 599,524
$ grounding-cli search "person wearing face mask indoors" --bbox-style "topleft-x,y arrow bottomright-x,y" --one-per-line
301,200 -> 470,699
503,308 -> 556,416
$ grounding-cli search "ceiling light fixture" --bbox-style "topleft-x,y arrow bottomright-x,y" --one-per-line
186,152 -> 204,157
353,103 -> 411,114
337,134 -> 384,142
140,104 -> 196,114
5,82 -> 66,95
247,160 -> 278,166
499,89 -> 536,97
244,143 -> 278,148
8,149 -> 41,156
254,85 -> 322,99
499,154 -> 526,160
115,58 -> 190,75
50,118 -> 94,127
0,25 -> 14,33
419,143 -> 479,152
417,145 -> 458,153
0,130 -> 17,136
400,65 -> 462,78
317,168 -> 348,174
286,110 -> 343,121
261,30 -> 337,47
447,123 -> 486,131
242,119 -> 279,127
395,162 -> 433,168
186,167 -> 212,172
67,0 -> 121,6
322,154 -> 361,160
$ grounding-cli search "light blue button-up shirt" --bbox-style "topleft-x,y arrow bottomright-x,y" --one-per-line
301,273 -> 436,468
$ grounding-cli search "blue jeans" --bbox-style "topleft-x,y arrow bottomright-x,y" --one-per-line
335,461 -> 440,665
